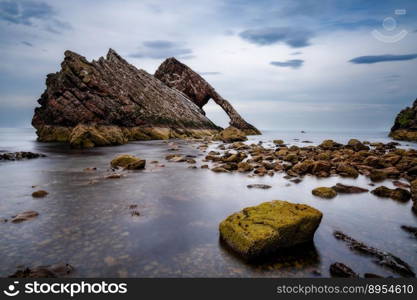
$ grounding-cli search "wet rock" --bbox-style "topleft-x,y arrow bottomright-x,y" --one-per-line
83,167 -> 97,172
329,262 -> 359,278
214,126 -> 247,143
364,273 -> 384,278
393,181 -> 410,189
106,173 -> 123,179
389,98 -> 417,142
222,152 -> 247,163
111,154 -> 146,170
9,263 -> 74,278
32,190 -> 48,198
290,178 -> 302,184
219,200 -> 322,259
312,187 -> 337,199
369,169 -> 387,182
186,158 -> 196,164
334,231 -> 415,277
311,160 -> 332,177
10,211 -> 39,223
336,163 -> 359,178
237,162 -> 254,172
401,225 -> 417,239
211,167 -> 229,173
371,186 -> 411,202
273,139 -> 284,145
347,139 -> 369,151
0,151 -> 46,161
247,184 -> 272,189
222,163 -> 238,171
201,164 -> 209,169
319,139 -> 341,150
331,183 -> 368,194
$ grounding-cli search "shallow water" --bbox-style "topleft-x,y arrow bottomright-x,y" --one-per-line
0,128 -> 416,277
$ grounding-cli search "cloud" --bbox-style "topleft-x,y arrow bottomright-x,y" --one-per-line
0,0 -> 53,25
239,27 -> 313,48
349,54 -> 417,64
21,41 -> 33,47
270,59 -> 304,69
129,40 -> 193,59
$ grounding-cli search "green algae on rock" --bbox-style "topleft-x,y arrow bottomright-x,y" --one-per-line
213,126 -> 247,143
390,99 -> 417,142
312,187 -> 337,199
219,200 -> 322,259
110,154 -> 146,170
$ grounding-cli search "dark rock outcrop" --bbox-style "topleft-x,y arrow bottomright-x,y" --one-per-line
155,57 -> 261,135
32,49 -> 222,147
390,99 -> 417,141
0,151 -> 46,161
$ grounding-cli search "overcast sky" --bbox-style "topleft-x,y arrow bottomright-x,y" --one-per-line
0,0 -> 416,131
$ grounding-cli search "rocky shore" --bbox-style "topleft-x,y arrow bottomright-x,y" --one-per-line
390,98 -> 417,142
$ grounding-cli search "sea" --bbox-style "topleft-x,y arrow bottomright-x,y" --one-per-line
0,127 -> 416,277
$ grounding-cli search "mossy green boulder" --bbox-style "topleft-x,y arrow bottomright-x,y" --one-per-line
110,154 -> 146,170
219,200 -> 322,258
312,187 -> 337,199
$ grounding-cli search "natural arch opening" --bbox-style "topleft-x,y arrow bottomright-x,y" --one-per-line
203,99 -> 230,128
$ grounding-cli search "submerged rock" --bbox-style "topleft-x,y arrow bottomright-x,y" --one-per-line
32,49 -> 221,147
400,225 -> 417,239
329,262 -> 359,278
219,200 -> 322,259
0,151 -> 46,161
214,126 -> 247,143
334,231 -> 415,277
312,187 -> 337,199
246,184 -> 272,189
9,263 -> 74,278
331,183 -> 368,194
10,211 -> 39,223
110,154 -> 146,170
32,190 -> 48,198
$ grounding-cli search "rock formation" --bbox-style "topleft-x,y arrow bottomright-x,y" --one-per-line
390,98 -> 417,141
32,49 -> 222,147
155,57 -> 261,135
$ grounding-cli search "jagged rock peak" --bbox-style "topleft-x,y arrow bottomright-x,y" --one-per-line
32,49 -> 220,147
390,98 -> 417,142
155,57 -> 261,135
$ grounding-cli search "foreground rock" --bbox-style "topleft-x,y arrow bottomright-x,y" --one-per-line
110,154 -> 146,170
219,200 -> 322,259
32,49 -> 221,148
155,57 -> 260,135
32,190 -> 48,198
0,151 -> 46,161
334,231 -> 415,277
247,184 -> 272,189
332,183 -> 368,194
9,263 -> 74,278
401,225 -> 417,239
10,211 -> 39,223
214,126 -> 247,143
312,187 -> 337,199
390,98 -> 417,141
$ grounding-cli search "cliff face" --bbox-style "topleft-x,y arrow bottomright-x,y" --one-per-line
32,49 -> 220,147
390,99 -> 417,141
154,58 -> 261,135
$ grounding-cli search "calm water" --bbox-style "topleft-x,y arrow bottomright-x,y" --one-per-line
0,128 -> 416,277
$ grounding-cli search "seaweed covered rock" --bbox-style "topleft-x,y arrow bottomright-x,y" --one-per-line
219,200 -> 322,259
32,49 -> 221,148
371,186 -> 411,202
390,98 -> 417,141
110,154 -> 146,170
214,126 -> 247,143
312,187 -> 337,199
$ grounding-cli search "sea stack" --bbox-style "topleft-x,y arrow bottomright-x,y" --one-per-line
32,49 -> 223,148
390,98 -> 417,141
155,57 -> 261,135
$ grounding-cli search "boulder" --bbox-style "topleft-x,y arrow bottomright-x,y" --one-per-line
312,187 -> 337,199
329,262 -> 359,278
219,200 -> 322,258
389,98 -> 417,141
247,184 -> 272,189
110,154 -> 146,170
0,151 -> 46,161
336,163 -> 359,178
237,162 -> 254,172
371,186 -> 411,202
10,211 -> 39,223
214,126 -> 247,143
32,190 -> 48,198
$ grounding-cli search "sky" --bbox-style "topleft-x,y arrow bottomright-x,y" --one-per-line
0,0 -> 416,131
